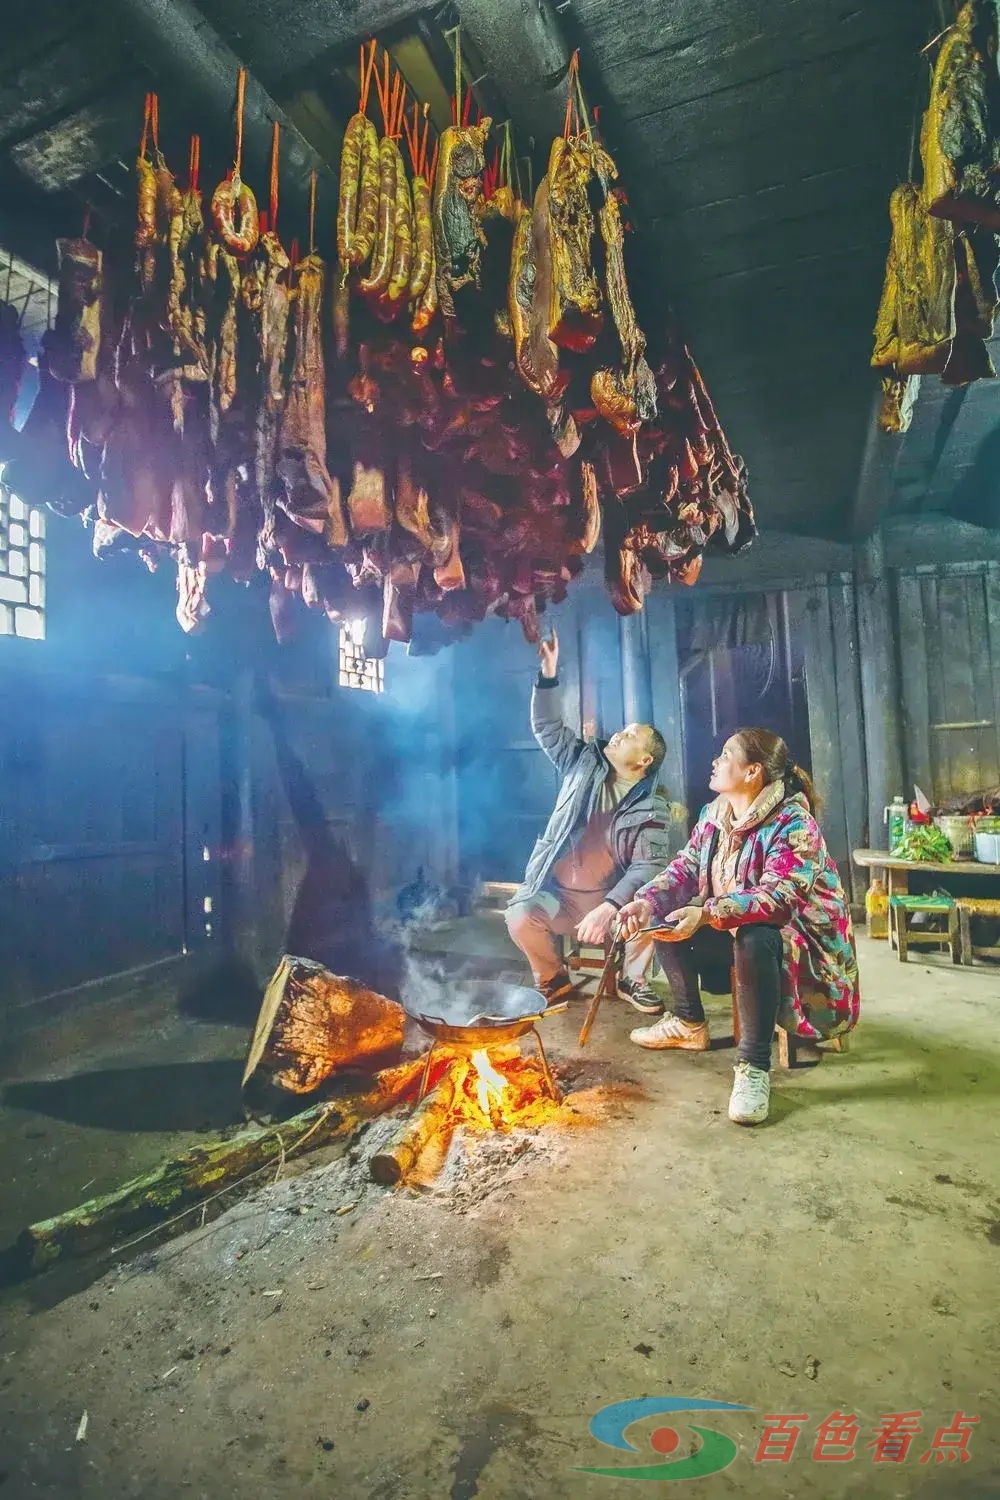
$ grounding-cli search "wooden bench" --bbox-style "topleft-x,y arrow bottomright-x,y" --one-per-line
474,881 -> 520,915
957,898 -> 1000,965
853,848 -> 1000,898
889,895 -> 960,963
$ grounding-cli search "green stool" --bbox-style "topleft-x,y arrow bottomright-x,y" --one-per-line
889,895 -> 960,964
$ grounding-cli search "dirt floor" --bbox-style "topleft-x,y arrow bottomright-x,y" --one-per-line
1,929 -> 999,1499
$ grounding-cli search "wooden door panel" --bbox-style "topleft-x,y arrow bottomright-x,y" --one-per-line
0,697 -> 191,1003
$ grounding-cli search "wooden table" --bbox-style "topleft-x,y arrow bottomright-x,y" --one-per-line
853,848 -> 1000,896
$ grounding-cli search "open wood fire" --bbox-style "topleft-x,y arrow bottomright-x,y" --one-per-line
369,1038 -> 565,1186
237,957 -> 640,1196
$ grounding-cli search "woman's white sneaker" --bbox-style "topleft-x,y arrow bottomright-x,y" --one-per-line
629,1014 -> 710,1050
728,1061 -> 771,1124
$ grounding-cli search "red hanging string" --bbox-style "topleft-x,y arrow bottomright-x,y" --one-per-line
188,134 -> 201,193
139,93 -> 152,159
269,120 -> 279,231
403,99 -> 420,173
150,93 -> 161,156
308,169 -> 316,256
420,104 -> 431,179
563,51 -> 580,139
234,67 -> 247,175
390,73 -> 404,139
360,39 -> 377,114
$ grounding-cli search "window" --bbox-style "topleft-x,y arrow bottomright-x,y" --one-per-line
339,618 -> 383,693
0,479 -> 45,639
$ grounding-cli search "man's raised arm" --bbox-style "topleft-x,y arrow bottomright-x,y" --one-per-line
530,628 -> 586,774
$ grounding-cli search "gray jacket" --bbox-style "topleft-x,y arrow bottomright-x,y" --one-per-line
512,679 -> 681,909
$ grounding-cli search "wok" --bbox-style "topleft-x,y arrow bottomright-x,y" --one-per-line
402,978 -> 563,1047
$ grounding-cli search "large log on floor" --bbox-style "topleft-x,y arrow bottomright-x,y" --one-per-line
15,1059 -> 423,1276
242,955 -> 406,1100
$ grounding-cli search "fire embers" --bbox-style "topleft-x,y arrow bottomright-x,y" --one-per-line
369,1044 -> 642,1189
370,1044 -> 561,1186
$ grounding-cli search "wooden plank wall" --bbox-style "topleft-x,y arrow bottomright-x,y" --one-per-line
681,546 -> 1000,907
895,562 -> 1000,802
0,677 -> 223,1012
786,576 -> 866,905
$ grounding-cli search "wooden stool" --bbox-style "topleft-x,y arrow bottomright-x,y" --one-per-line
957,898 -> 1000,965
563,933 -> 616,987
890,895 -> 960,963
730,985 -> 851,1069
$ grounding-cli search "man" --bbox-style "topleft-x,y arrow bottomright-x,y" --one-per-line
505,628 -> 680,1013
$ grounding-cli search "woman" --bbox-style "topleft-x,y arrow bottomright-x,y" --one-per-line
616,728 -> 859,1126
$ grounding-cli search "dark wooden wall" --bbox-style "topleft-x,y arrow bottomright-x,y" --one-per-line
896,562 -> 1000,803
674,516 -> 1000,907
1,506 -> 458,1022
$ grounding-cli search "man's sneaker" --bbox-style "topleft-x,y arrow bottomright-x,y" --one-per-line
629,1014 -> 710,1050
539,971 -> 575,1008
617,978 -> 665,1016
728,1061 -> 771,1125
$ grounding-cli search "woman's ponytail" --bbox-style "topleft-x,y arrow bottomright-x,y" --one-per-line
786,762 -> 821,816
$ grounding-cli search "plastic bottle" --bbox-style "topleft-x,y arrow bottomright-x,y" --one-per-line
884,795 -> 907,854
865,877 -> 889,939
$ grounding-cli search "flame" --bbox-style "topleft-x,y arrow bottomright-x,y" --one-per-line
470,1049 -> 508,1120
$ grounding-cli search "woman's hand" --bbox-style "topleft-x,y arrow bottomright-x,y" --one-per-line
655,905 -> 705,942
614,897 -> 652,942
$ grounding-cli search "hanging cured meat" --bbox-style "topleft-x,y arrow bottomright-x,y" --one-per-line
50,234 -> 102,384
432,119 -> 492,323
872,182 -> 956,376
38,46 -> 750,647
337,50 -> 380,274
922,0 -> 1000,231
278,251 -> 347,546
546,135 -> 609,351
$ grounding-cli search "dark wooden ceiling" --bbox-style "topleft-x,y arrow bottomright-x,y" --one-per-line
0,0 -> 949,543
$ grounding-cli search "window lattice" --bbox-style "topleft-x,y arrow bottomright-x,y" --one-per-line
0,478 -> 45,639
339,619 -> 383,693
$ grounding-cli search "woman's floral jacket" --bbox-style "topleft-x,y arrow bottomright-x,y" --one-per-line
639,788 -> 860,1039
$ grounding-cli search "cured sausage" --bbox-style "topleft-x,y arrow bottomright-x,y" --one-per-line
359,137 -> 397,296
408,176 -> 433,300
211,171 -> 260,256
411,240 -> 438,334
386,163 -> 414,303
353,118 -> 380,267
338,113 -> 366,266
337,113 -> 380,268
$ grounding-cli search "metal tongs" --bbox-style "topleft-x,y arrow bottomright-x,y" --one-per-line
577,919 -> 682,1047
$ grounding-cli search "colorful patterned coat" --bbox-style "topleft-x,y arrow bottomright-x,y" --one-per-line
639,789 -> 860,1039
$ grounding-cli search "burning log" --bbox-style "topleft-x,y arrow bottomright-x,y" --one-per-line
242,955 -> 406,1102
369,1069 -> 458,1186
14,1059 -> 424,1277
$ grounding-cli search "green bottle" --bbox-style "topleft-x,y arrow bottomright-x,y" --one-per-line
884,796 -> 907,853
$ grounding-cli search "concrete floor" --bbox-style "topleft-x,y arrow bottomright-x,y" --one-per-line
1,932 -> 999,1498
